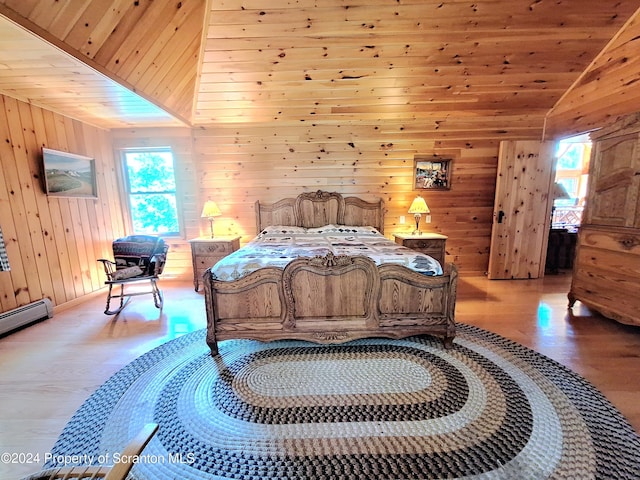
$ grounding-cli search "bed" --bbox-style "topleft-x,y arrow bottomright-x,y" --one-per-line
203,190 -> 458,354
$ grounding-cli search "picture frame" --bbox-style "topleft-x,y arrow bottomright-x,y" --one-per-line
42,147 -> 97,198
414,156 -> 452,190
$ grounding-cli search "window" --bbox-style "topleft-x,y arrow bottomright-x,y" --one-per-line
121,149 -> 180,235
552,134 -> 591,231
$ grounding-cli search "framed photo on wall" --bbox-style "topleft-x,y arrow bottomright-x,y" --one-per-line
414,156 -> 452,190
42,147 -> 97,198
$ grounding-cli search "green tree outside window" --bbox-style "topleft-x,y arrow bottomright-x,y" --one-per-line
123,150 -> 179,235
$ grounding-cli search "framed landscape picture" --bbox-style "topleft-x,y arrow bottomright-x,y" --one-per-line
414,157 -> 452,190
42,148 -> 97,198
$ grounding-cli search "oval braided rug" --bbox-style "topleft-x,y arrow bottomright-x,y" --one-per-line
46,325 -> 640,479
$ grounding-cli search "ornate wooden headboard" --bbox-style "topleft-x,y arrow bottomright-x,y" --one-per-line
255,190 -> 385,234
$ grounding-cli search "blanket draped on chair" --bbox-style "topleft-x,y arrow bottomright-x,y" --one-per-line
0,226 -> 10,271
112,235 -> 167,276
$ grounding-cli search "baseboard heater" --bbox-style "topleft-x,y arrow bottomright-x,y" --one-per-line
0,298 -> 54,336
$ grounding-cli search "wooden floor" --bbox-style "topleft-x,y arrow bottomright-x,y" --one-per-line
1,272 -> 640,479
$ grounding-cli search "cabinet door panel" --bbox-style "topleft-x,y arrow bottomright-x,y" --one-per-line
570,114 -> 640,327
586,133 -> 640,227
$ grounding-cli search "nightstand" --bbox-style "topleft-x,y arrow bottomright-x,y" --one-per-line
394,232 -> 448,266
189,236 -> 240,291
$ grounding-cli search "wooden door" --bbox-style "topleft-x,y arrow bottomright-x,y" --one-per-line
487,140 -> 555,279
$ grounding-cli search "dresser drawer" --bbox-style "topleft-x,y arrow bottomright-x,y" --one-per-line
579,227 -> 640,256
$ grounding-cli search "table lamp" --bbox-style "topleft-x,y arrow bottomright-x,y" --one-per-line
408,196 -> 430,234
551,182 -> 571,225
201,200 -> 222,238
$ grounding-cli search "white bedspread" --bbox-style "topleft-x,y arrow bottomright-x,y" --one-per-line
209,225 -> 443,281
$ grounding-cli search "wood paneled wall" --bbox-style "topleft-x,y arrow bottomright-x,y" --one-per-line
191,122 -> 512,275
0,111 -> 202,315
6,10 -> 640,314
545,9 -> 640,139
0,93 -> 122,313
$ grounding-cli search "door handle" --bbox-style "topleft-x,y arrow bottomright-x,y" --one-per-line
497,210 -> 505,223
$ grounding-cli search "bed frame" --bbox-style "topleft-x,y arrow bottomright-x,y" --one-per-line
204,190 -> 457,355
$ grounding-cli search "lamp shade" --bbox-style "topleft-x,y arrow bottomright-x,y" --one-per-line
552,182 -> 571,201
408,196 -> 430,214
201,200 -> 222,218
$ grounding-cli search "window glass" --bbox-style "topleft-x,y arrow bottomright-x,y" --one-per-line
122,150 -> 179,235
553,135 -> 590,231
556,143 -> 585,170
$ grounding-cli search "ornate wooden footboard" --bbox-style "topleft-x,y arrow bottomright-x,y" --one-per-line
204,252 -> 457,355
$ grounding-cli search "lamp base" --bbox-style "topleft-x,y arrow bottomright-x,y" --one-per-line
209,218 -> 215,238
413,214 -> 421,235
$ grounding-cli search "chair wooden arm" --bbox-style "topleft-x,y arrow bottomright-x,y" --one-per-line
97,258 -> 117,277
148,255 -> 162,277
26,465 -> 110,479
22,423 -> 159,480
105,423 -> 159,480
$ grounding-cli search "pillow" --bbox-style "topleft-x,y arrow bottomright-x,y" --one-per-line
307,225 -> 380,235
306,224 -> 338,234
259,225 -> 307,235
343,225 -> 381,235
111,265 -> 143,280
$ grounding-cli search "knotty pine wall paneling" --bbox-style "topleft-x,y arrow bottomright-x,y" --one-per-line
111,127 -> 198,280
0,93 -> 124,314
545,9 -> 640,139
192,123 -> 512,275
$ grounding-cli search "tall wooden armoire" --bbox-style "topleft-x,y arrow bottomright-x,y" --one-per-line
568,113 -> 640,326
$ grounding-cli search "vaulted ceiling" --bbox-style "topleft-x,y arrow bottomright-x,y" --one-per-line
0,0 -> 637,132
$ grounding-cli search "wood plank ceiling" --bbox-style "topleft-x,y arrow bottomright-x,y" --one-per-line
0,0 -> 637,132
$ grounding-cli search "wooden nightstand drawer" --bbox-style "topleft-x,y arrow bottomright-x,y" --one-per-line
195,255 -> 226,269
394,233 -> 447,267
193,242 -> 235,255
401,238 -> 442,250
189,237 -> 240,291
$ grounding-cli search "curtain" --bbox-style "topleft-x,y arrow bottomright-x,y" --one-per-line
0,226 -> 10,271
